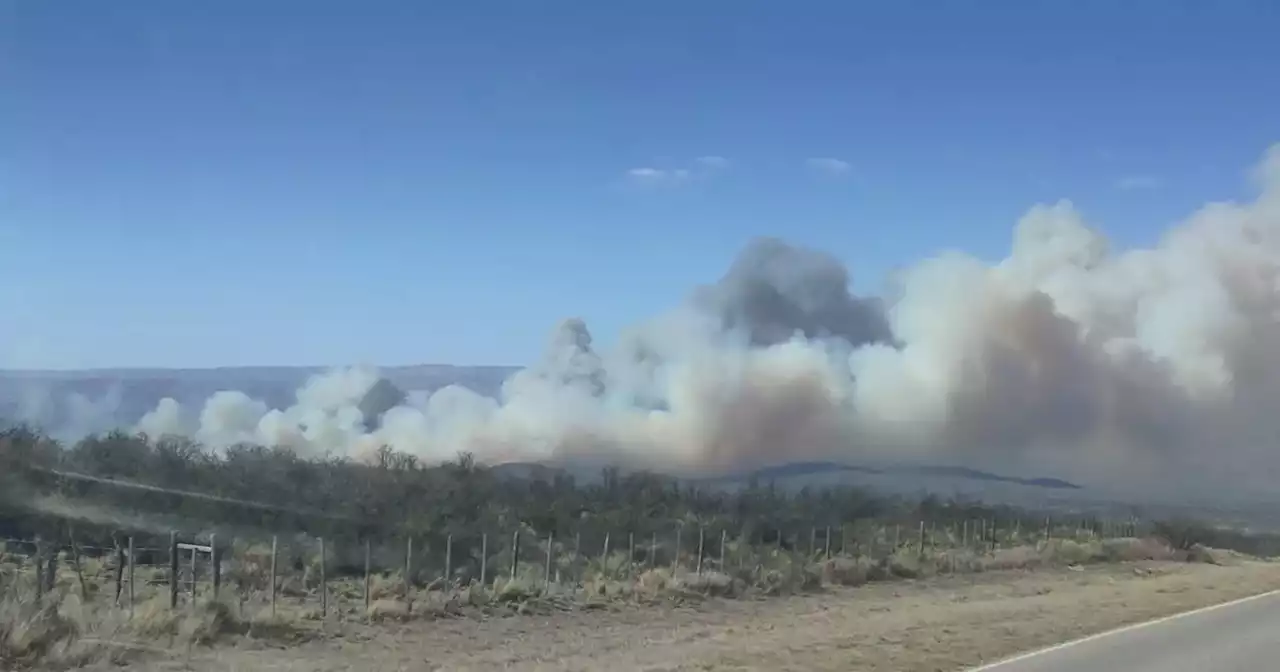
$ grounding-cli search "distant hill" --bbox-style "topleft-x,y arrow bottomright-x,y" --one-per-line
491,458 -> 1082,500
0,364 -> 521,434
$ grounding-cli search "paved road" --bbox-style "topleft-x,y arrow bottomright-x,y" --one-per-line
972,589 -> 1280,671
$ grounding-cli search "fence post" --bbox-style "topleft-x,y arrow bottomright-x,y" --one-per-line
809,527 -> 817,557
113,537 -> 125,606
189,541 -> 197,603
169,531 -> 179,610
990,521 -> 998,552
824,526 -> 832,559
479,533 -> 488,590
627,532 -> 635,575
648,532 -> 656,568
695,527 -> 705,576
545,532 -> 554,589
510,529 -> 520,581
211,533 -> 220,603
404,537 -> 414,614
444,534 -> 453,588
1043,517 -> 1051,542
319,537 -> 327,619
64,528 -> 88,602
45,539 -> 58,595
719,529 -> 727,569
363,538 -> 371,614
673,526 -> 683,573
127,537 -> 135,619
601,531 -> 610,569
917,521 -> 926,557
34,535 -> 44,601
894,524 -> 901,550
270,535 -> 278,616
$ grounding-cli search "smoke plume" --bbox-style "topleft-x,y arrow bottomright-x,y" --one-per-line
15,145 -> 1280,500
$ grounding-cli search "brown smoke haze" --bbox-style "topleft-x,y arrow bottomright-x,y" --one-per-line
24,145 -> 1280,502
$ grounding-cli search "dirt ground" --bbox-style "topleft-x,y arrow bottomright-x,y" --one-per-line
114,559 -> 1280,672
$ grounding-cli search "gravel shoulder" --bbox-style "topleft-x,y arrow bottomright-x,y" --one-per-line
128,559 -> 1280,672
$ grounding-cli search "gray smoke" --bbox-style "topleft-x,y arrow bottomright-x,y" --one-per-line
358,378 -> 407,431
693,237 -> 895,347
13,144 -> 1280,503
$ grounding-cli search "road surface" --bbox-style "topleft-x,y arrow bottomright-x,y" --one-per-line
972,589 -> 1280,671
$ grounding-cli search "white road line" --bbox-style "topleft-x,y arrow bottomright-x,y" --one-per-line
965,586 -> 1280,671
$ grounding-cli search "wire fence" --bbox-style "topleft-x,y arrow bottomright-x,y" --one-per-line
0,514 -> 1147,622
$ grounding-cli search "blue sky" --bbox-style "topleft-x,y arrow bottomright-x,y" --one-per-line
2,0 -> 1278,369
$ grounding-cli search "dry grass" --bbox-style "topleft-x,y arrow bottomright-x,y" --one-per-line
0,581 -> 310,670
116,558 -> 1280,672
0,534 -> 1264,669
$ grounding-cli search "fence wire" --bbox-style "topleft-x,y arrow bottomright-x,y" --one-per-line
0,513 -> 1145,624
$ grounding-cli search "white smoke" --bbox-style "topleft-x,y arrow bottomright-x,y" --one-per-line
31,144 -> 1280,500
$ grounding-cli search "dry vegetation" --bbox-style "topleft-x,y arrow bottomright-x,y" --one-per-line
1,531 -> 1265,670
5,424 -> 1280,669
7,552 -> 1277,671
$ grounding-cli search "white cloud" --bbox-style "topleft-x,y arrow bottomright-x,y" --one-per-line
624,157 -> 728,185
1115,175 -> 1163,191
624,167 -> 693,186
806,157 -> 852,175
627,167 -> 669,180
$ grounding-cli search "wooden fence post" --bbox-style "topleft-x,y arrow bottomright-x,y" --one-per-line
211,533 -> 220,603
363,538 -> 371,613
672,526 -> 683,573
319,537 -> 327,619
601,531 -> 610,568
444,534 -> 453,588
34,535 -> 44,601
45,539 -> 58,595
127,537 -> 135,619
113,537 -> 125,606
269,535 -> 278,616
719,529 -> 727,569
510,529 -> 520,581
627,532 -> 635,575
695,527 -> 705,576
189,542 -> 197,603
824,526 -> 832,559
404,537 -> 413,614
917,521 -> 926,556
65,528 -> 88,602
479,533 -> 488,590
169,531 -> 179,610
545,532 -> 554,589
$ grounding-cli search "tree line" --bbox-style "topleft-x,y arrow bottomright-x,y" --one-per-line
6,422 -> 1274,559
